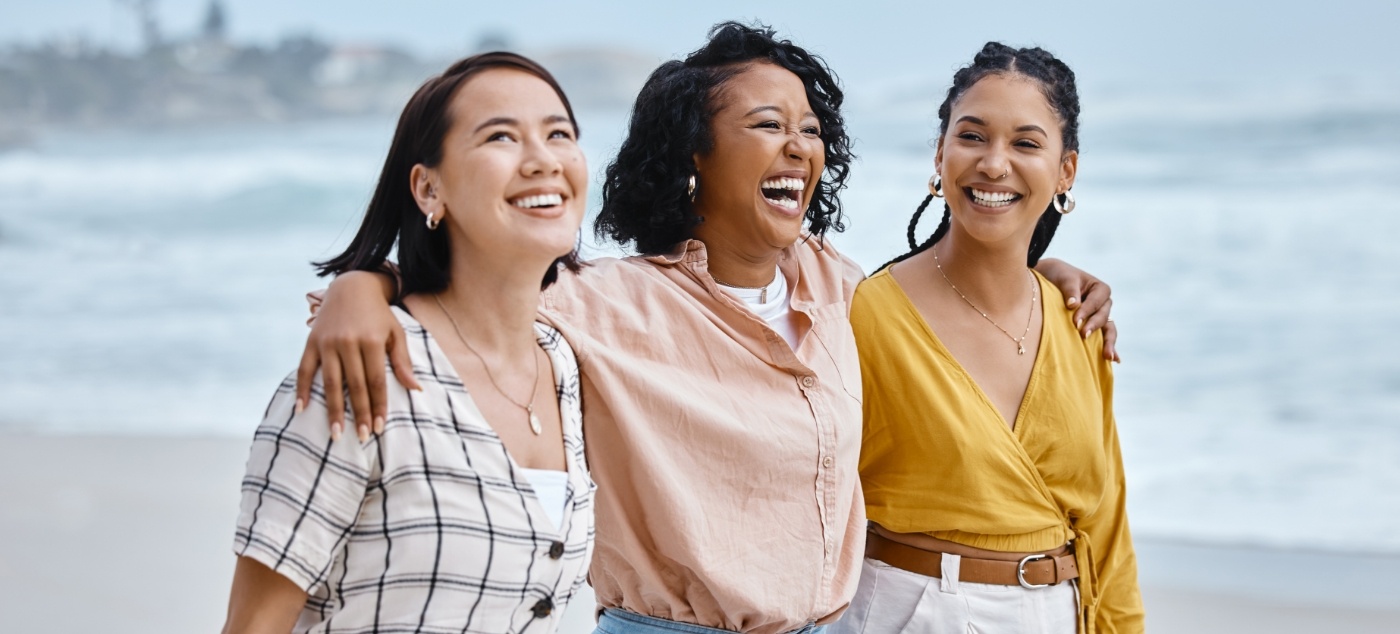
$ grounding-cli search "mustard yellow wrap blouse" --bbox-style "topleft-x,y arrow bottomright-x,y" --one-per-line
852,268 -> 1143,634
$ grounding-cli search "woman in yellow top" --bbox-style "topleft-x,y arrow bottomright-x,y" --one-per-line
832,44 -> 1142,634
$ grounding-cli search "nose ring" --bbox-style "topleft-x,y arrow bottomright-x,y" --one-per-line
995,170 -> 1009,179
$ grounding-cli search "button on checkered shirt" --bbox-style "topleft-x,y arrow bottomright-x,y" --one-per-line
234,307 -> 594,633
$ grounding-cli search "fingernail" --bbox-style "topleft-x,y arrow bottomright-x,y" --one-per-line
295,398 -> 306,414
358,425 -> 370,443
1076,318 -> 1085,330
374,416 -> 385,434
330,422 -> 342,441
1067,298 -> 1079,307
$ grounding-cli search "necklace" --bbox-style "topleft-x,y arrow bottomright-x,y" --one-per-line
931,244 -> 1038,355
433,295 -> 543,435
712,269 -> 779,303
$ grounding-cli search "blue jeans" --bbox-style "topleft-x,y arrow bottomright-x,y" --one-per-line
595,608 -> 826,634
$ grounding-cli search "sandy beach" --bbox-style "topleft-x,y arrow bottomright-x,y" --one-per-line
2,433 -> 1396,633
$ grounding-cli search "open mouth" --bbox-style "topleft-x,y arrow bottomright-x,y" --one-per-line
760,177 -> 805,211
510,193 -> 564,209
967,188 -> 1022,208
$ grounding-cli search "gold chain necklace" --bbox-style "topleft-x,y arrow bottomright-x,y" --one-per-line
931,244 -> 1038,355
433,295 -> 543,435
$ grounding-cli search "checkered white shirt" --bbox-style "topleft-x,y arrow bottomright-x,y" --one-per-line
234,307 -> 594,634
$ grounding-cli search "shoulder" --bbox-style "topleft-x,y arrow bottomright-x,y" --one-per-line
791,235 -> 866,288
852,267 -> 900,315
1034,271 -> 1112,377
542,255 -> 664,310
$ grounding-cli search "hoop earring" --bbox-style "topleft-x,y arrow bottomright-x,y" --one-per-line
928,174 -> 944,198
1053,190 -> 1076,215
425,213 -> 440,230
687,175 -> 697,202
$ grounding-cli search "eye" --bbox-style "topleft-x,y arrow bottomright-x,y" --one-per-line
549,128 -> 575,141
802,125 -> 821,136
755,120 -> 783,130
1015,139 -> 1043,149
486,131 -> 515,143
957,131 -> 985,142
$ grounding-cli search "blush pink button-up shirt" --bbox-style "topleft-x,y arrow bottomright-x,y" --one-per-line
540,237 -> 866,634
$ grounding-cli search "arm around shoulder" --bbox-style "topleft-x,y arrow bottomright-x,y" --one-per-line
298,269 -> 415,442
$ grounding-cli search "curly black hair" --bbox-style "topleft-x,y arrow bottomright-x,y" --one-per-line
595,21 -> 853,255
882,42 -> 1081,271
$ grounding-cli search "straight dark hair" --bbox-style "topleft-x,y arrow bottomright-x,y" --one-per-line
315,52 -> 582,296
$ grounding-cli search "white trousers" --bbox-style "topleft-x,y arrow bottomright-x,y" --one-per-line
829,556 -> 1079,634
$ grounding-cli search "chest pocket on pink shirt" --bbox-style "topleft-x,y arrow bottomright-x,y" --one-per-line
808,302 -> 862,404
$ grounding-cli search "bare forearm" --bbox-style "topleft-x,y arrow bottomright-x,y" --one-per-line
222,557 -> 307,634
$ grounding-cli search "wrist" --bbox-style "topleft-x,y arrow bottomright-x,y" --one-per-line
332,270 -> 396,303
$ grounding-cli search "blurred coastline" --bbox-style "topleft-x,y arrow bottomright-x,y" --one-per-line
0,0 -> 656,146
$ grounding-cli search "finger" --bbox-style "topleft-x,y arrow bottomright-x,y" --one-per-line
295,342 -> 319,416
388,326 -> 421,392
363,340 -> 388,435
321,347 -> 347,440
1104,320 -> 1120,363
338,343 -> 373,442
1081,297 -> 1112,338
1062,281 -> 1085,311
1074,281 -> 1112,334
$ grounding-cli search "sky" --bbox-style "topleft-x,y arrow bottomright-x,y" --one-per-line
4,0 -> 1399,93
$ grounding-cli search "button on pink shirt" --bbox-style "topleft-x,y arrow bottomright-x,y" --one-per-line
541,237 -> 866,634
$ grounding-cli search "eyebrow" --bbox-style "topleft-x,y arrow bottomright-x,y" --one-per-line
745,105 -> 819,120
955,115 -> 1048,136
472,114 -> 573,133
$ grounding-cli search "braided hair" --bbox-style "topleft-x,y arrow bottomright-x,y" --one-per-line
880,42 -> 1080,272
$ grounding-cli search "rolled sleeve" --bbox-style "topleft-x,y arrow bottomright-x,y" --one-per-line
233,373 -> 373,592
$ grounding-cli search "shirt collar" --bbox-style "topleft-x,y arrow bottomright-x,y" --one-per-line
642,238 -> 800,268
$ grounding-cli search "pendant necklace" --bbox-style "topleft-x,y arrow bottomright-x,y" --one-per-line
931,244 -> 1038,355
434,295 -> 542,434
713,270 -> 779,303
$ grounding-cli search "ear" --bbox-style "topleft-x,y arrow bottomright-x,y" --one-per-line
1058,150 -> 1078,193
933,137 -> 945,176
410,164 -> 443,220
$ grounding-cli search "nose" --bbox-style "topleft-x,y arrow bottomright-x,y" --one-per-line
785,129 -> 817,161
521,134 -> 563,177
977,143 -> 1011,180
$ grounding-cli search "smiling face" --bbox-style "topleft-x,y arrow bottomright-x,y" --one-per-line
936,72 -> 1077,248
691,62 -> 825,254
412,68 -> 586,268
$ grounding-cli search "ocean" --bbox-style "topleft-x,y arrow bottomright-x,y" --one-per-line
2,75 -> 1398,555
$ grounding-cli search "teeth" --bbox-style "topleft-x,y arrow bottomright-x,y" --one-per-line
511,193 -> 563,208
970,188 -> 1018,206
763,195 -> 800,210
760,177 -> 805,191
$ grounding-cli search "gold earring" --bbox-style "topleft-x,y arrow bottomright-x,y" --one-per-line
928,174 -> 943,198
1053,190 -> 1076,215
687,175 -> 697,202
426,213 -> 440,230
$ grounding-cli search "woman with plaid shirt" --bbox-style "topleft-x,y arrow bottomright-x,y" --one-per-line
221,52 -> 595,634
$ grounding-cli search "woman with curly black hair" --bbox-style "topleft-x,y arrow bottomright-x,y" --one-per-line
293,23 -> 1117,634
831,43 -> 1142,634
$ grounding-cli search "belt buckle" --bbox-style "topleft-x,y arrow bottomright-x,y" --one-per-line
1017,554 -> 1049,589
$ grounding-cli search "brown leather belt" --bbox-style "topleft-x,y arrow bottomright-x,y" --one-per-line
866,531 -> 1078,588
